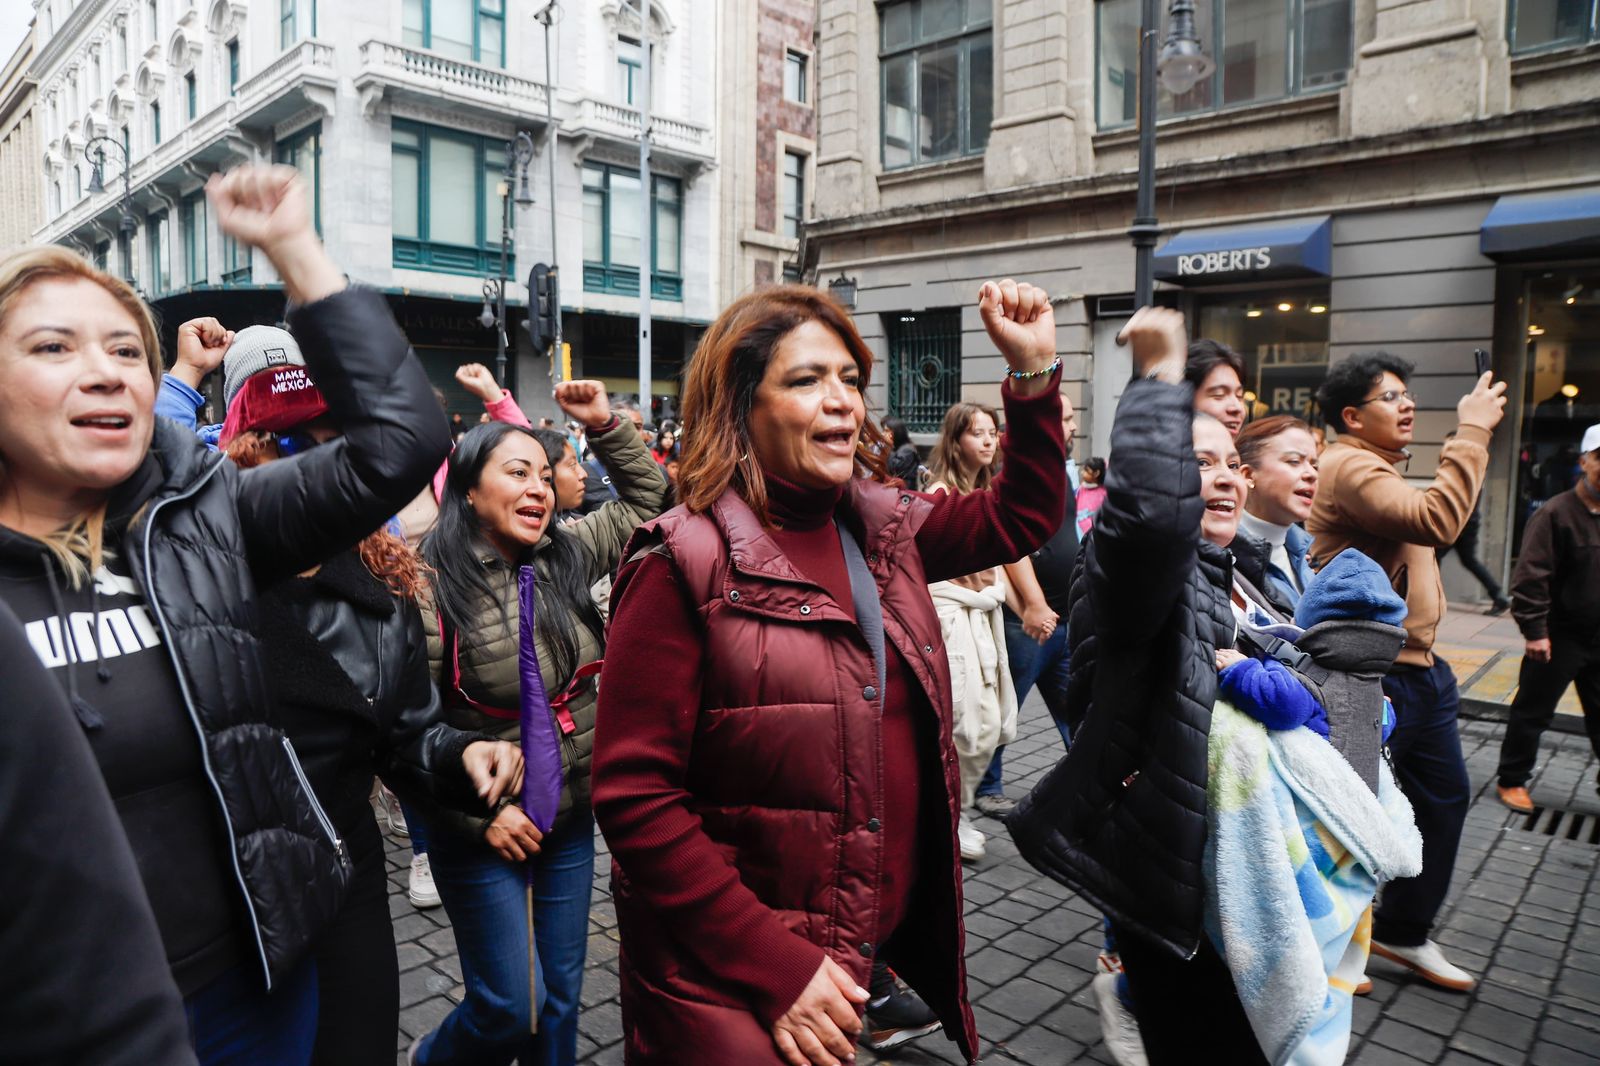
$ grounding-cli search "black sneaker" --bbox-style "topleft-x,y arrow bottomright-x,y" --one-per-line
864,961 -> 942,1051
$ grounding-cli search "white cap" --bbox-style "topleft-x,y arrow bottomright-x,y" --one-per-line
1582,423 -> 1600,456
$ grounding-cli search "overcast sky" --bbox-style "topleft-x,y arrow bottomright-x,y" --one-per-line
1,5 -> 34,67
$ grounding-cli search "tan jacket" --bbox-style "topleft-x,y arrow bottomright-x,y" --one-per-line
1306,425 -> 1492,667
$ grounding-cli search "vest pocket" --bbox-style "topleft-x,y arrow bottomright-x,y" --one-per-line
281,735 -> 349,869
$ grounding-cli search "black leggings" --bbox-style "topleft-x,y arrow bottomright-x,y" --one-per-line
1114,925 -> 1267,1066
312,840 -> 398,1066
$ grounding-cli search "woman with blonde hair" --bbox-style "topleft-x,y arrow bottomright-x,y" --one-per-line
593,278 -> 1066,1065
0,165 -> 450,1063
924,402 -> 1020,863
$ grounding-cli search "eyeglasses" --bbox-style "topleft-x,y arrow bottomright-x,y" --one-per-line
1355,389 -> 1416,408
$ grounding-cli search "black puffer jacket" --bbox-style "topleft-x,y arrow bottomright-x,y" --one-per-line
1232,527 -> 1297,619
1009,378 -> 1234,959
257,550 -> 490,863
10,288 -> 449,990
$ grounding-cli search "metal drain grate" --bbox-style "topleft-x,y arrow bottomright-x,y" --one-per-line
1506,805 -> 1600,845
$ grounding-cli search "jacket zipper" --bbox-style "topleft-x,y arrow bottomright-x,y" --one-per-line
281,736 -> 349,864
140,456 -> 277,990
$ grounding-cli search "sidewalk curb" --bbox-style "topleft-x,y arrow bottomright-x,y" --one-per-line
1460,696 -> 1587,735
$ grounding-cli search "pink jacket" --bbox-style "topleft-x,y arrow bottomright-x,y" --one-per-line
431,394 -> 532,502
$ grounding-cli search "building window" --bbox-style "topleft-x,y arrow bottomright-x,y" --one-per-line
879,0 -> 993,169
403,0 -> 506,67
147,0 -> 158,41
151,102 -> 161,145
886,309 -> 962,432
782,150 -> 805,240
93,241 -> 110,271
222,232 -> 251,284
228,40 -> 240,94
616,36 -> 643,105
782,262 -> 803,283
1195,288 -> 1331,423
51,181 -> 61,217
74,166 -> 83,202
582,162 -> 683,300
274,123 -> 322,233
1509,0 -> 1598,52
121,124 -> 131,161
281,0 -> 316,48
148,209 -> 170,294
390,121 -> 513,275
1096,0 -> 1353,129
181,190 -> 208,288
784,49 -> 809,104
118,25 -> 128,72
185,72 -> 197,120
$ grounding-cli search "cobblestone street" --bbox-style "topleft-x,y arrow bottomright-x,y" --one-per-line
389,692 -> 1600,1065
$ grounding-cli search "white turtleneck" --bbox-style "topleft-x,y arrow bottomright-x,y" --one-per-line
1240,510 -> 1301,592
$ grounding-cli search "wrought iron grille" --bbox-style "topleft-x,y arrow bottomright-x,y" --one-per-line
886,309 -> 962,432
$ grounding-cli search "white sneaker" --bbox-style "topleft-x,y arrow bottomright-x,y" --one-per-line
408,852 -> 442,909
1092,971 -> 1149,1066
1369,938 -> 1476,992
378,785 -> 409,837
957,815 -> 986,863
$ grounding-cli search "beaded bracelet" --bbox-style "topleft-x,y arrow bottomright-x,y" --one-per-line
1003,355 -> 1062,381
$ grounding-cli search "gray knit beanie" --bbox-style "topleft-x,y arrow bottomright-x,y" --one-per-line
222,326 -> 305,409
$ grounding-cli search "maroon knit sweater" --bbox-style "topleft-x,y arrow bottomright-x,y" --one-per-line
594,377 -> 1065,1020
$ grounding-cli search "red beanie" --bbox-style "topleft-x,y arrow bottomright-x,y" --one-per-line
217,364 -> 329,446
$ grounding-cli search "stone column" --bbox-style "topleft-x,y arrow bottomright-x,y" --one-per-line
814,0 -> 873,219
1347,0 -> 1511,138
984,0 -> 1080,188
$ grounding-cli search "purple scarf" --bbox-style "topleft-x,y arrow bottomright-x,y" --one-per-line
517,565 -> 564,839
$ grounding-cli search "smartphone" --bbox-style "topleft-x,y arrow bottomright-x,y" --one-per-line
1473,348 -> 1492,378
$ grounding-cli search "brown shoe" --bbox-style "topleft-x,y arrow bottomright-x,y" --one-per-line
1497,785 -> 1534,814
1354,978 -> 1373,996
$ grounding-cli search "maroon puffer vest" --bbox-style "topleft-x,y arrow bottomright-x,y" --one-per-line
610,480 -> 978,1064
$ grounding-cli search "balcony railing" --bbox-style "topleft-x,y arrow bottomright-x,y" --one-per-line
234,39 -> 337,110
357,41 -> 549,116
570,97 -> 714,161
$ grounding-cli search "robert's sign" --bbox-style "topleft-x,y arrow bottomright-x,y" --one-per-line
1154,216 -> 1332,285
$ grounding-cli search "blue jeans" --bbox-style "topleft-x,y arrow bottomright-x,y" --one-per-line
1375,659 -> 1471,947
185,959 -> 318,1066
978,609 -> 1073,797
401,797 -> 428,856
418,811 -> 595,1066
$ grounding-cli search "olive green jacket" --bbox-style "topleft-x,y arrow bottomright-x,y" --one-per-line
422,418 -> 669,837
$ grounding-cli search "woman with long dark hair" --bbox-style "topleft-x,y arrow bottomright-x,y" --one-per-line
411,381 -> 669,1066
592,280 -> 1066,1065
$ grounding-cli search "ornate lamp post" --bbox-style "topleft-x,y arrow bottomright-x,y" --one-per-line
483,131 -> 537,388
84,135 -> 138,287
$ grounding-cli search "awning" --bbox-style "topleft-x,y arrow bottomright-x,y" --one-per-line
1154,215 -> 1333,284
1480,186 -> 1600,261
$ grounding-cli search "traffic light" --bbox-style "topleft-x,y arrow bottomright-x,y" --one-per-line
523,263 -> 559,352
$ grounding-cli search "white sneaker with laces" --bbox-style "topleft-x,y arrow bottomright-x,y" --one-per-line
1092,971 -> 1149,1066
408,852 -> 442,909
957,815 -> 986,862
1369,938 -> 1476,991
378,785 -> 409,837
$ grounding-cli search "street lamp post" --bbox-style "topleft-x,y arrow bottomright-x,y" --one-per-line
533,0 -> 563,382
483,131 -> 537,389
1131,0 -> 1214,306
84,135 -> 138,287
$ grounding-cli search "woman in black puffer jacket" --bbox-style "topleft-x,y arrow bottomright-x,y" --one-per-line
0,167 -> 450,1064
1010,309 -> 1274,1065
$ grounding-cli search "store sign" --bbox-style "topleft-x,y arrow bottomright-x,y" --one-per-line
1154,216 -> 1332,285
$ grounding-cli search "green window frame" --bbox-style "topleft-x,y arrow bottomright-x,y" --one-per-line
228,40 -> 240,94
274,122 -> 323,235
148,209 -> 170,295
390,120 -> 515,276
782,150 -> 805,240
151,102 -> 161,145
617,37 -> 642,105
581,162 -> 683,300
1508,0 -> 1598,53
885,309 -> 962,432
181,190 -> 208,288
281,0 -> 316,49
185,72 -> 197,121
121,124 -> 130,160
879,0 -> 993,169
1094,0 -> 1354,130
222,231 -> 251,284
402,0 -> 506,68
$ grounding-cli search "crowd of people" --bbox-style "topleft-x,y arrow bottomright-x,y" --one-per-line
3,161 -> 1597,1066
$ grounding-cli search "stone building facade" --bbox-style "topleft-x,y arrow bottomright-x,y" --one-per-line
0,35 -> 42,255
810,0 -> 1600,600
28,0 -> 721,424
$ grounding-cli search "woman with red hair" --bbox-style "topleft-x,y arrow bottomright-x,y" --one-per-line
593,280 -> 1067,1065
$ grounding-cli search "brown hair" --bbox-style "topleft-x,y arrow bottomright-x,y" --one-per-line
0,245 -> 164,586
224,431 -> 432,601
1236,414 -> 1316,468
926,402 -> 1001,495
675,284 -> 890,524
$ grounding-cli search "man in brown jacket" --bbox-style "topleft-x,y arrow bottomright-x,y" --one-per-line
1309,352 -> 1507,993
1496,423 -> 1600,811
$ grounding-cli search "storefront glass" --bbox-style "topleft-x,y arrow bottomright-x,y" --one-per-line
1195,286 -> 1332,424
1512,267 -> 1600,553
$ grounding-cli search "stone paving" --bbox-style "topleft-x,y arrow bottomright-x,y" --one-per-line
389,692 -> 1600,1065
